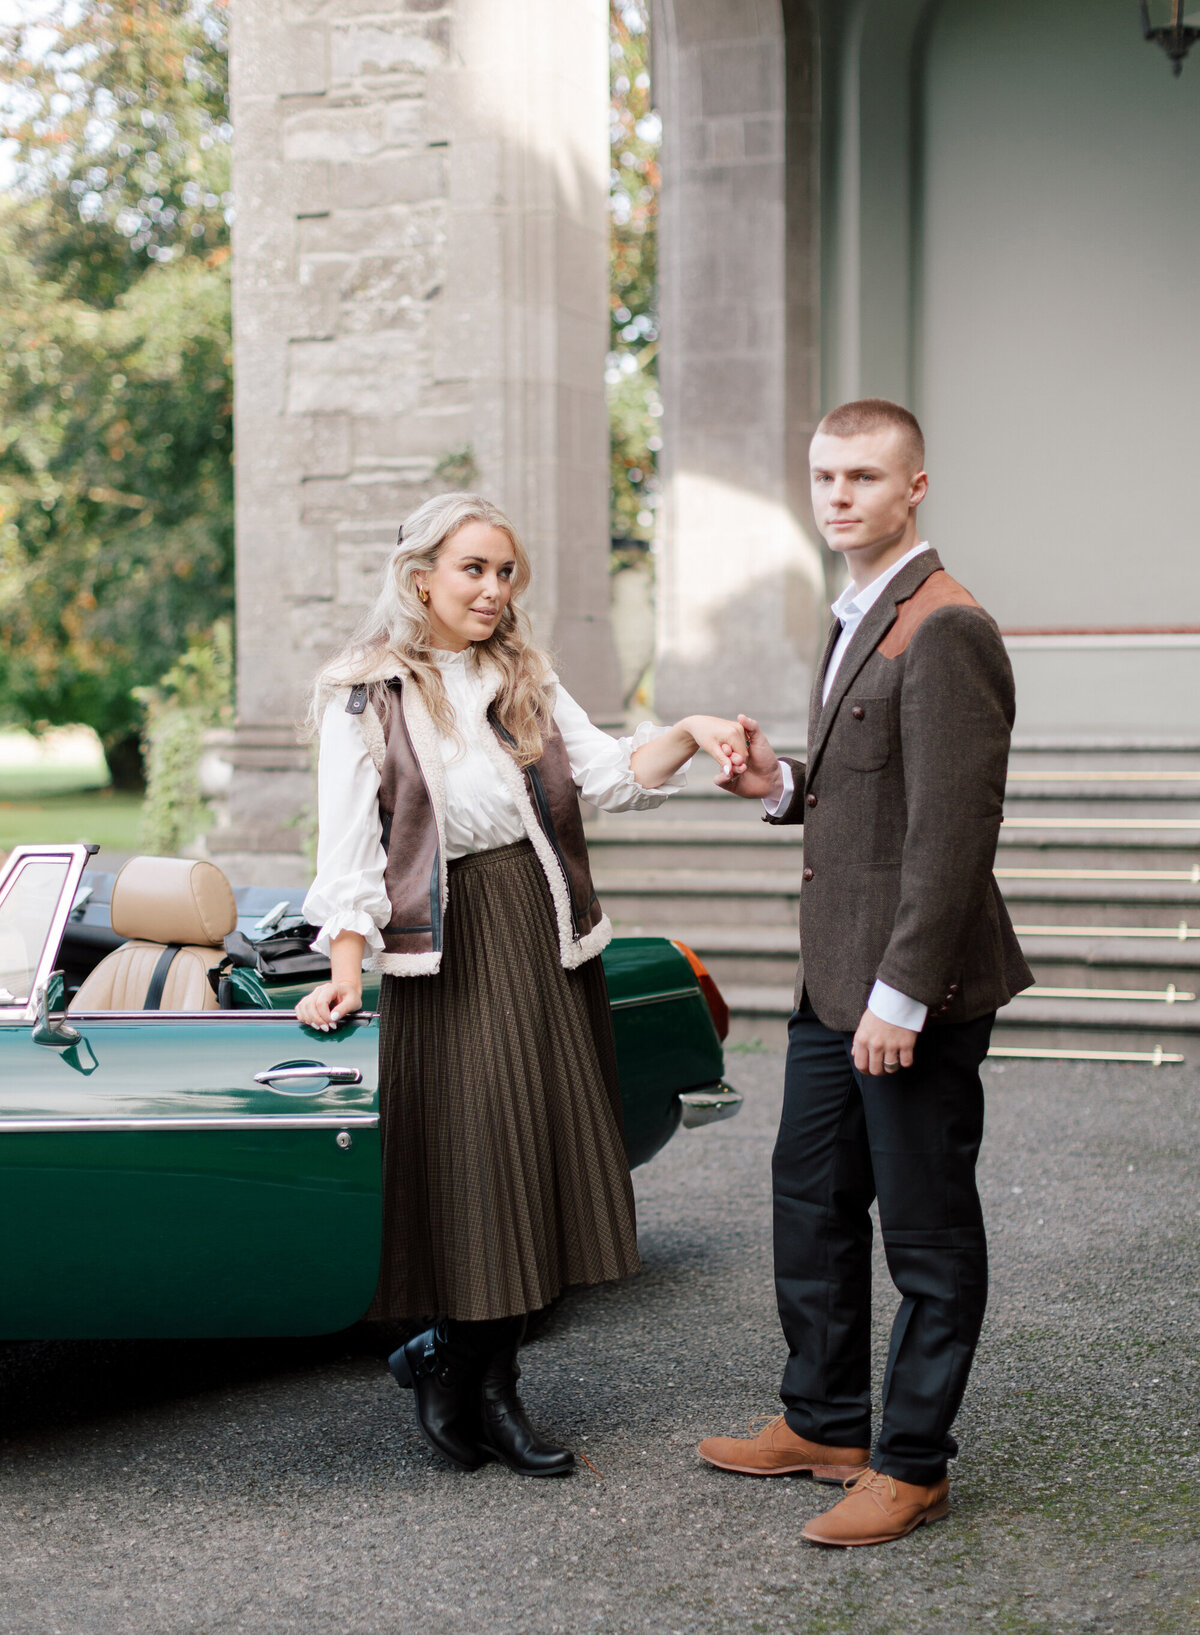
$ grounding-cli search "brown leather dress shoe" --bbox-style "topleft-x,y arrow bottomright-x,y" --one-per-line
698,1415 -> 870,1484
801,1469 -> 950,1547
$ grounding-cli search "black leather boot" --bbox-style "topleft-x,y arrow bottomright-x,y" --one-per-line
388,1322 -> 490,1472
477,1328 -> 574,1477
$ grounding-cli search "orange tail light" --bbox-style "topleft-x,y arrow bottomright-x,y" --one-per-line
671,940 -> 731,1042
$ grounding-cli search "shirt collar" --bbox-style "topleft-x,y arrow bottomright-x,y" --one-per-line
830,541 -> 930,627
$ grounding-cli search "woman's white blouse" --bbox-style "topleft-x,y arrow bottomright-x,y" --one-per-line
303,651 -> 689,957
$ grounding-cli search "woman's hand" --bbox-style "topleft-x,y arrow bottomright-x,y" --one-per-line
684,714 -> 750,781
630,715 -> 748,789
296,979 -> 363,1031
296,929 -> 366,1030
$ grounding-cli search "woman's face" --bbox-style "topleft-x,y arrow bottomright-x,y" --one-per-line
416,521 -> 516,651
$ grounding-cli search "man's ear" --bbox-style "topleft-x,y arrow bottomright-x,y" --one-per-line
909,469 -> 929,508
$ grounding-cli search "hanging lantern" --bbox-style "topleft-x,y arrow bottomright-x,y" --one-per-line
1140,0 -> 1200,75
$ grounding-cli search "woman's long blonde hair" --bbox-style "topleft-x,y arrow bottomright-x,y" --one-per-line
310,493 -> 555,766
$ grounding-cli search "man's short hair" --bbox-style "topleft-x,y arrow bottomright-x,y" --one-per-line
815,398 -> 925,472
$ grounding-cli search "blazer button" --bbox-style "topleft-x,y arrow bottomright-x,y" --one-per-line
806,793 -> 818,807
948,981 -> 960,994
802,866 -> 814,882
851,705 -> 865,720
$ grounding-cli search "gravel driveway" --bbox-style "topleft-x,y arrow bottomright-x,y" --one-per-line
1,1052 -> 1197,1634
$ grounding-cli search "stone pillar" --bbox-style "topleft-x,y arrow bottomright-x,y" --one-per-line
653,0 -> 824,740
217,0 -> 620,885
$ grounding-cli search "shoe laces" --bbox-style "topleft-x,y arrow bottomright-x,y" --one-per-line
845,1468 -> 895,1499
748,1413 -> 785,1437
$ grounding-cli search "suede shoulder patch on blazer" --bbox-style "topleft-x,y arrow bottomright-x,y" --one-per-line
877,569 -> 981,659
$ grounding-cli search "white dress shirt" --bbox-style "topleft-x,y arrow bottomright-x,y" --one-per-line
304,650 -> 688,959
768,542 -> 931,1033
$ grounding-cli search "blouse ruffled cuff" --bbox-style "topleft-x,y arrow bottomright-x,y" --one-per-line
618,719 -> 691,795
308,908 -> 387,961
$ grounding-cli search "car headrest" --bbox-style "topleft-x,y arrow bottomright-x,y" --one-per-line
110,857 -> 238,948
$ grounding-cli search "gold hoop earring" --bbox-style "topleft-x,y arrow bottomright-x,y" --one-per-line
417,586 -> 430,604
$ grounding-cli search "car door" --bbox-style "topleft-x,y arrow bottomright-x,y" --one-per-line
0,845 -> 382,1339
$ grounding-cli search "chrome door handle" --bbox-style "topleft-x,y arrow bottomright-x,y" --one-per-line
253,1064 -> 362,1088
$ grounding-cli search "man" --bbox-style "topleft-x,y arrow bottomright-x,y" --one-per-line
699,399 -> 1032,1547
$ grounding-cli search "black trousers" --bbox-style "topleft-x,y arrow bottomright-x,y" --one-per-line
773,993 -> 993,1485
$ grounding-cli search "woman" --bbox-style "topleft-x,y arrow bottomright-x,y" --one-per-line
298,492 -> 745,1478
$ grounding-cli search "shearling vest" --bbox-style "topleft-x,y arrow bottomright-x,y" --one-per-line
346,676 -> 607,975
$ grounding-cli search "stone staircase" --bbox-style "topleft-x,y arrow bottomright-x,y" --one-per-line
589,742 -> 1200,1063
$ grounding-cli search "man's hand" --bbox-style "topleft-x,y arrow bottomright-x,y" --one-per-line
852,1007 -> 918,1077
714,714 -> 784,803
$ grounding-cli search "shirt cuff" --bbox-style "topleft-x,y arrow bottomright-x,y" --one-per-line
868,980 -> 928,1033
307,909 -> 385,961
762,759 -> 794,817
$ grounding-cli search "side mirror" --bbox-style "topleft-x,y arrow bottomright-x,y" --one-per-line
32,971 -> 80,1046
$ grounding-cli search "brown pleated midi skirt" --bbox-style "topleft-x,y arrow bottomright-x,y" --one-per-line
366,839 -> 641,1322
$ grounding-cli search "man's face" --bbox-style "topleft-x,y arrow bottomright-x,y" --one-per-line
808,427 -> 927,558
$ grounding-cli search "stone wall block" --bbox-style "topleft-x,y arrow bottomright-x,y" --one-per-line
709,117 -> 747,164
331,152 -> 446,209
336,540 -> 399,608
284,0 -> 444,17
338,222 -> 446,312
352,405 -> 474,465
431,301 -> 504,381
444,212 -> 504,304
331,19 -> 448,84
447,138 -> 504,209
555,215 -> 608,323
287,331 -> 424,416
295,203 -> 442,268
744,113 -> 784,159
671,0 -> 767,46
283,102 -> 388,163
383,100 -> 427,150
302,471 -> 427,523
698,41 -> 781,118
235,22 -> 327,99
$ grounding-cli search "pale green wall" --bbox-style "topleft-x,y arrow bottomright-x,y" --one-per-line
915,0 -> 1200,631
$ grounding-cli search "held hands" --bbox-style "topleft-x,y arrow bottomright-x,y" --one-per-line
296,980 -> 363,1032
713,714 -> 784,803
682,714 -> 750,782
851,1007 -> 918,1077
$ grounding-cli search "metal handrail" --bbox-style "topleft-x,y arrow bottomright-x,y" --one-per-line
996,866 -> 1200,881
1016,985 -> 1194,1004
1014,923 -> 1200,939
989,1046 -> 1183,1065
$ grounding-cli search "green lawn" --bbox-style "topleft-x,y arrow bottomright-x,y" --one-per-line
0,788 -> 144,853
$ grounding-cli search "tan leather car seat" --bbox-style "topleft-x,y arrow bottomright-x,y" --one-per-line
69,857 -> 238,1012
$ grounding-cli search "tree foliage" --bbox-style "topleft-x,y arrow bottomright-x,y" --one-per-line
0,0 -> 233,783
609,1 -> 661,546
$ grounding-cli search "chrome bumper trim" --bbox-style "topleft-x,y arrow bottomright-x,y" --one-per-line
0,1113 -> 380,1134
678,1081 -> 743,1130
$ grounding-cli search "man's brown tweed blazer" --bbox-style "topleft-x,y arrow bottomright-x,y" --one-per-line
767,548 -> 1034,1032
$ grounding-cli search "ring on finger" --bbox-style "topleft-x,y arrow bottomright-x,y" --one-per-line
882,1059 -> 902,1074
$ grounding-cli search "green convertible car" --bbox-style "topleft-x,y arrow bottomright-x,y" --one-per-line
0,842 -> 740,1341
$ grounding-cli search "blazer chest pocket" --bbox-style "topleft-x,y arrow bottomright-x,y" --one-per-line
837,697 -> 891,772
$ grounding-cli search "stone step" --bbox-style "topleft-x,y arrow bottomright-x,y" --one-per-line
601,865 -> 1200,930
590,816 -> 1200,869
594,782 -> 1200,823
1008,933 -> 1200,984
721,984 -> 1199,1060
645,921 -> 1200,996
995,839 -> 1200,870
601,871 -> 800,928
